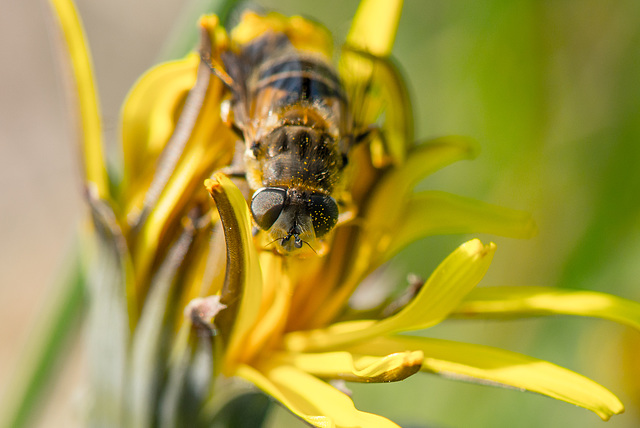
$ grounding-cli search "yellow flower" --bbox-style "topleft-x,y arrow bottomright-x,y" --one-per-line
43,0 -> 640,426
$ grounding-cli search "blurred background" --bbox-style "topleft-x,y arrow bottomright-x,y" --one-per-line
2,0 -> 640,427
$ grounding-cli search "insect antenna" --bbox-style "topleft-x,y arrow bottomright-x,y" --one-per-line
265,237 -> 281,248
302,240 -> 318,255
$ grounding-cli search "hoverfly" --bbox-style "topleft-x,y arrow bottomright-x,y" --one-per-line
202,12 -> 410,256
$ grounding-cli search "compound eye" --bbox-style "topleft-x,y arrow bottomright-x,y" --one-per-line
307,193 -> 339,237
251,187 -> 286,231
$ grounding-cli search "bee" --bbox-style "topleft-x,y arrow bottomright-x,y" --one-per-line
202,13 -> 409,256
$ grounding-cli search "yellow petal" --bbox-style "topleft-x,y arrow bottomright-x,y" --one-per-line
231,12 -> 333,57
285,239 -> 495,352
384,191 -> 537,259
120,54 -> 199,197
124,18 -> 233,225
346,336 -> 624,421
49,0 -> 109,199
237,363 -> 401,428
271,350 -> 423,383
242,255 -> 291,362
230,11 -> 288,45
454,286 -> 640,331
173,218 -> 226,332
131,137 -> 233,306
132,147 -> 205,294
346,0 -> 403,57
340,0 -> 407,166
286,15 -> 334,56
205,174 -> 263,370
130,23 -> 235,295
369,136 -> 479,215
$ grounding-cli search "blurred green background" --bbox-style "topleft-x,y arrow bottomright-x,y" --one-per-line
2,0 -> 639,427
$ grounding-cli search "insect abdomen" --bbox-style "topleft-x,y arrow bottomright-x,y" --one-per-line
251,56 -> 345,110
247,51 -> 348,133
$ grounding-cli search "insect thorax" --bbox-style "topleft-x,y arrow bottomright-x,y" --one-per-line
249,117 -> 344,194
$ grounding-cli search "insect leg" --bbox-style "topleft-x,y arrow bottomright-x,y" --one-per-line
355,125 -> 396,168
199,51 -> 239,93
216,140 -> 246,178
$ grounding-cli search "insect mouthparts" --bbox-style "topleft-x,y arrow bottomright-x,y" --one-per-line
281,233 -> 303,249
282,225 -> 304,249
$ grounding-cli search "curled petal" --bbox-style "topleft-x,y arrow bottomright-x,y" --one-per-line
285,239 -> 495,352
237,363 -> 401,428
454,286 -> 640,331
271,350 -> 423,383
345,336 -> 624,421
205,174 -> 263,370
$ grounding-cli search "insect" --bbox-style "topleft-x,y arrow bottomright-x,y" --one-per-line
202,12 -> 410,256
